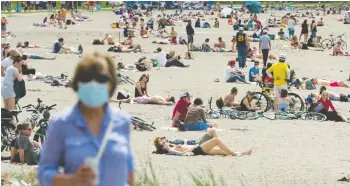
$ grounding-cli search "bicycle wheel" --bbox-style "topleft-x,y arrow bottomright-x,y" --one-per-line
288,93 -> 305,111
339,40 -> 347,50
136,123 -> 154,131
253,92 -> 270,112
234,111 -> 259,120
321,39 -> 333,49
300,112 -> 327,121
132,116 -> 146,123
206,109 -> 220,119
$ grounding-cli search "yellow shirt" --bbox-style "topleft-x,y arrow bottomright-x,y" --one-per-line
267,62 -> 289,86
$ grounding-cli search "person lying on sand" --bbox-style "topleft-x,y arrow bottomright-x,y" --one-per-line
17,41 -> 44,49
121,35 -> 133,45
152,39 -> 170,44
101,33 -> 115,45
21,53 -> 56,60
165,51 -> 189,67
319,86 -> 349,102
223,87 -> 240,107
154,131 -> 253,156
108,43 -> 143,53
111,95 -> 175,105
311,77 -> 349,88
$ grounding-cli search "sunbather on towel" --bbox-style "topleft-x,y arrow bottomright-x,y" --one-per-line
154,129 -> 253,156
111,95 -> 175,105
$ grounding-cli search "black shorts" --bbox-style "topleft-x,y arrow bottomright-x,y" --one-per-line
192,146 -> 207,155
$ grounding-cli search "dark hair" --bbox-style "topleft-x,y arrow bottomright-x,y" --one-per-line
13,56 -> 22,64
138,74 -> 149,82
168,96 -> 175,103
156,47 -> 162,52
218,37 -> 222,40
231,87 -> 238,94
22,55 -> 28,61
58,38 -> 64,42
280,89 -> 288,98
15,124 -> 24,135
205,38 -> 209,42
24,41 -> 29,47
216,97 -> 224,109
193,98 -> 203,105
72,52 -> 117,97
320,86 -> 326,94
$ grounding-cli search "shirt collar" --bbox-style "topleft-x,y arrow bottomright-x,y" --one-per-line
69,103 -> 111,129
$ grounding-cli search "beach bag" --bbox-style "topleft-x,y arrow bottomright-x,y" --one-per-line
14,79 -> 26,103
305,80 -> 316,90
117,90 -> 130,100
135,62 -> 147,72
92,39 -> 102,45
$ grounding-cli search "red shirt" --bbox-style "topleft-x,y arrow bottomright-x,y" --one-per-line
89,1 -> 94,6
172,99 -> 191,126
317,99 -> 336,112
264,76 -> 273,84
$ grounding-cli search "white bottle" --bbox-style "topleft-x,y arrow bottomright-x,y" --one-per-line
84,157 -> 100,186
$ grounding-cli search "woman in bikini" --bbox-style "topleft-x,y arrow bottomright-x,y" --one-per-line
135,74 -> 149,97
274,89 -> 293,112
154,135 -> 253,156
312,78 -> 349,88
290,36 -> 302,49
140,27 -> 148,38
111,95 -> 175,105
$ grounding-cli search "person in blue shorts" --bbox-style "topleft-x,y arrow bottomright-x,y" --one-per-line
22,53 -> 56,60
184,98 -> 216,131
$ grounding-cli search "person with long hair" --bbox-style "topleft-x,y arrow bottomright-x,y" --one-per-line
240,91 -> 261,111
274,89 -> 293,112
1,56 -> 23,111
317,91 -> 347,122
16,123 -> 41,165
135,74 -> 149,97
38,52 -> 134,185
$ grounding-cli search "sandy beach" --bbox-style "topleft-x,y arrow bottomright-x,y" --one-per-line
1,8 -> 350,186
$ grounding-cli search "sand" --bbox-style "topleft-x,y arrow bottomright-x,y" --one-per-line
1,9 -> 350,186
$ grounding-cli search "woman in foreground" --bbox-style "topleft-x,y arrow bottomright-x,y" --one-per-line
154,130 -> 253,156
38,52 -> 134,186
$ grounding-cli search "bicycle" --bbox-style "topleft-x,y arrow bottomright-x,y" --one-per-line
1,108 -> 21,152
22,98 -> 56,144
205,97 -> 259,120
118,102 -> 156,131
253,81 -> 305,112
117,73 -> 136,85
321,33 -> 347,50
262,111 -> 327,122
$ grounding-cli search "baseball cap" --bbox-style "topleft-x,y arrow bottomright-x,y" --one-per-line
180,92 -> 191,98
229,60 -> 235,66
239,27 -> 244,31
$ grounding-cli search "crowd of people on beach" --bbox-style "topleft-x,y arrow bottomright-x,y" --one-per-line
1,2 -> 350,185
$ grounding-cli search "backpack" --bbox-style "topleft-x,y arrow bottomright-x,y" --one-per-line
14,79 -> 26,103
305,80 -> 316,90
192,45 -> 202,51
117,90 -> 130,100
92,39 -> 102,45
135,61 -> 147,72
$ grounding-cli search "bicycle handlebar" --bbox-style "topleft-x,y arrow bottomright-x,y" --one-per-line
26,109 -> 38,113
22,104 -> 33,109
47,104 -> 57,110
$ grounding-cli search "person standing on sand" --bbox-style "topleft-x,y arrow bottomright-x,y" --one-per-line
287,16 -> 296,39
259,31 -> 271,67
38,52 -> 135,186
266,54 -> 290,99
186,21 -> 194,51
232,27 -> 250,69
299,19 -> 309,43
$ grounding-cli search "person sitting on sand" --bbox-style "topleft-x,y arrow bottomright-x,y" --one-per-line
170,27 -> 177,44
172,92 -> 192,127
140,27 -> 149,38
111,95 -> 175,105
277,28 -> 288,40
213,37 -> 227,52
135,74 -> 150,97
333,42 -> 345,56
290,36 -> 302,48
248,61 -> 262,82
165,50 -> 189,67
51,38 -> 75,54
319,86 -> 349,102
214,18 -> 219,28
121,35 -> 133,46
311,78 -> 349,88
317,17 -> 324,26
154,132 -> 253,156
317,91 -> 348,122
101,33 -> 115,45
240,91 -> 261,112
184,98 -> 216,131
274,89 -> 293,112
152,47 -> 167,67
225,60 -> 249,84
223,87 -> 240,107
202,38 -> 212,52
21,57 -> 47,81
13,123 -> 41,165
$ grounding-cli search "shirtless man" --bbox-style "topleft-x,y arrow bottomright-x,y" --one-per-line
101,33 -> 115,45
213,37 -> 226,52
333,42 -> 345,56
223,87 -> 240,107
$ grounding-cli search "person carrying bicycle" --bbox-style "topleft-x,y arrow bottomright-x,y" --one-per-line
266,54 -> 290,99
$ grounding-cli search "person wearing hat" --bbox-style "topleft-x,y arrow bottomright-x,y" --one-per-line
267,54 -> 290,99
172,92 -> 191,127
240,91 -> 261,112
259,30 -> 271,67
248,61 -> 262,82
232,27 -> 250,69
225,60 -> 249,84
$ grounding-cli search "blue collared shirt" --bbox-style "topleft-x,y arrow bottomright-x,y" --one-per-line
38,104 -> 134,186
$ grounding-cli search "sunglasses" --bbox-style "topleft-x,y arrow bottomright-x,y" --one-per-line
80,73 -> 110,83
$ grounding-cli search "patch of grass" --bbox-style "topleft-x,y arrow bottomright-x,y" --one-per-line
190,167 -> 227,186
135,160 -> 161,186
2,168 -> 39,186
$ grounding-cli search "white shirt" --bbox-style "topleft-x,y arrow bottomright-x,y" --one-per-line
288,19 -> 295,29
152,52 -> 167,67
225,67 -> 236,81
1,57 -> 13,69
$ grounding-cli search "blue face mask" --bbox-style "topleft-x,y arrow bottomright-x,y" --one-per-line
77,81 -> 109,108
